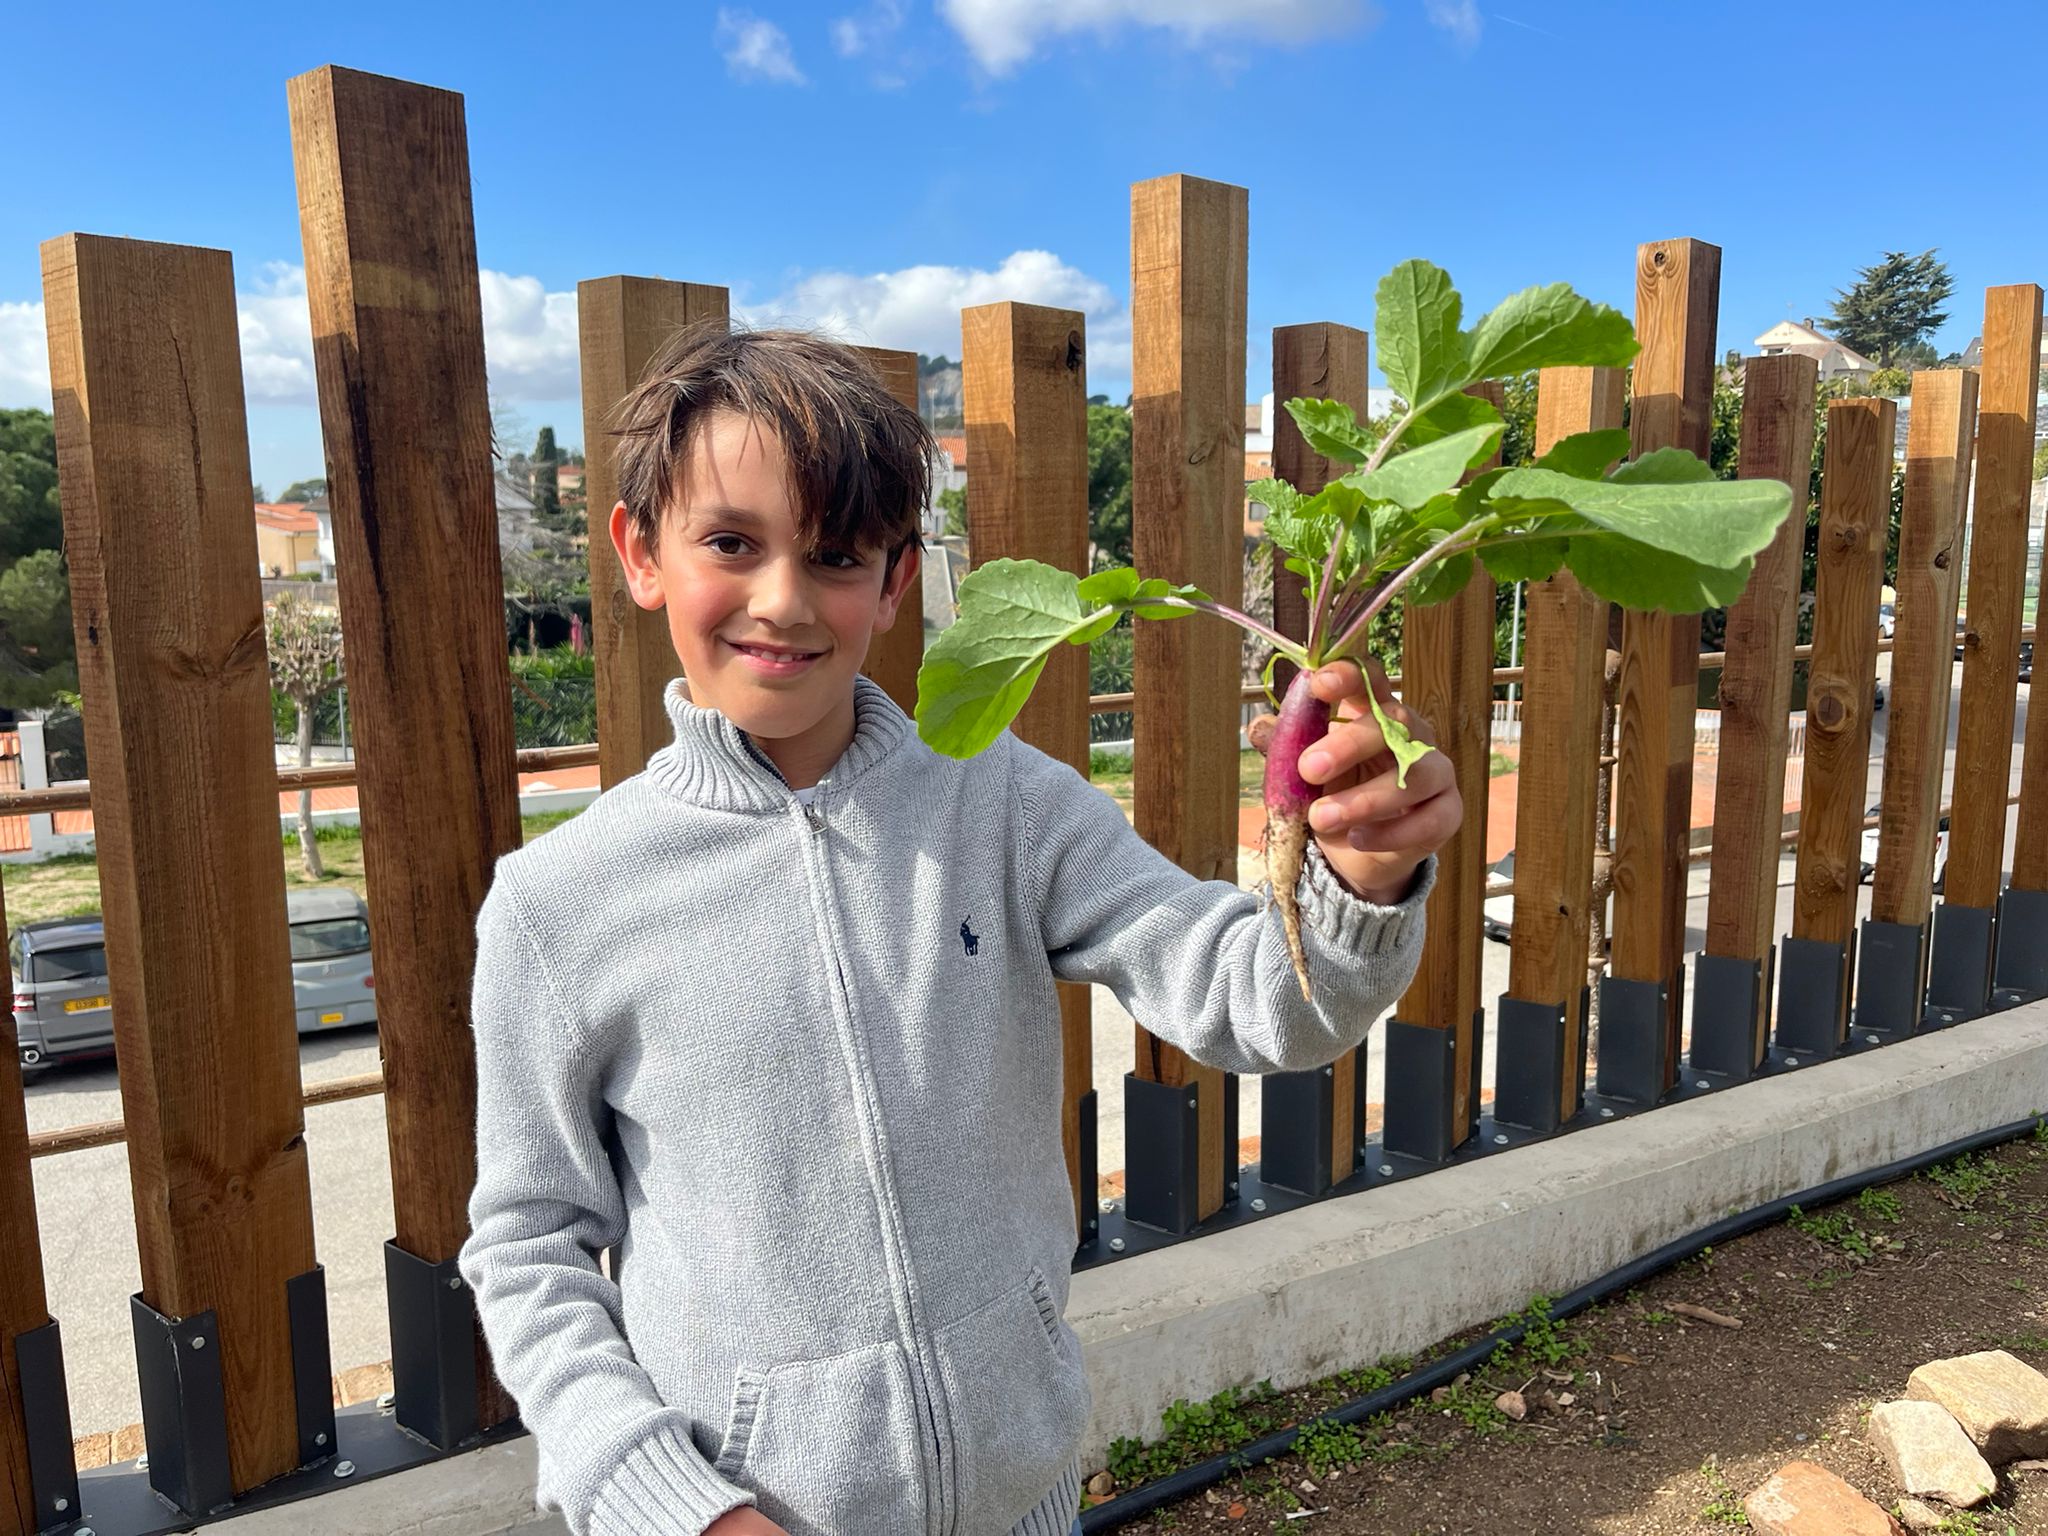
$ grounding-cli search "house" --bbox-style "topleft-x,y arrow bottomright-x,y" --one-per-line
254,503 -> 320,578
1753,320 -> 1879,382
493,471 -> 538,555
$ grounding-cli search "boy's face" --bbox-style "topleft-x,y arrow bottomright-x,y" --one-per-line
611,409 -> 920,789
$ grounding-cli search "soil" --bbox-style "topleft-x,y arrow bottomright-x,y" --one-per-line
1085,1128 -> 2048,1535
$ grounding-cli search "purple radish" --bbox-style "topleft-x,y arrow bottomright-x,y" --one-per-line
1264,665 -> 1332,1002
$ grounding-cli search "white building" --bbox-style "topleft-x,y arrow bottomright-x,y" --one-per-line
1753,320 -> 1880,383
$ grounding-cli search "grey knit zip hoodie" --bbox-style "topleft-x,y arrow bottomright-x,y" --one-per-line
457,674 -> 1433,1536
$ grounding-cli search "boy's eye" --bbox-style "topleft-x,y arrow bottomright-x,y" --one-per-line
707,535 -> 749,557
817,548 -> 863,569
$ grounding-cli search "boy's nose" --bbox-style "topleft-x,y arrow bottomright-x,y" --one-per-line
748,558 -> 817,628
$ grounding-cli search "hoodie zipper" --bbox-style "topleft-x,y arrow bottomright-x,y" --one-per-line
790,792 -> 950,1535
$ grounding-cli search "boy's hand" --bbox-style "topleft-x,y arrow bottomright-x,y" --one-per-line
1249,658 -> 1462,906
705,1508 -> 791,1535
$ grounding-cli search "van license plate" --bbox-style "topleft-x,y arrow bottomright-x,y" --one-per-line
320,1010 -> 345,1025
63,995 -> 109,1013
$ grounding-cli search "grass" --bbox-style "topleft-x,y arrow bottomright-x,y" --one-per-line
1698,1456 -> 1749,1526
3,809 -> 588,930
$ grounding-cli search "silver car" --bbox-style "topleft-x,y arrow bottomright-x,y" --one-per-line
11,889 -> 377,1076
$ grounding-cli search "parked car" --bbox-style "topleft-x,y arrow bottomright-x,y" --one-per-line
1878,602 -> 1896,639
1858,804 -> 1948,891
12,889 -> 376,1076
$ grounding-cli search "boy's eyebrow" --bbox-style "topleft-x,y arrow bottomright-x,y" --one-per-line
681,504 -> 769,529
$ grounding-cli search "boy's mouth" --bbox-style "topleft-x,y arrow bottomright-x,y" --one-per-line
726,640 -> 826,670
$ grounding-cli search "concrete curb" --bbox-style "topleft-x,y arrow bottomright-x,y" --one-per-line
147,999 -> 2048,1532
1067,997 -> 2048,1466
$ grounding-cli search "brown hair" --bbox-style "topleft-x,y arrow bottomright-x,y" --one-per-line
610,322 -> 934,578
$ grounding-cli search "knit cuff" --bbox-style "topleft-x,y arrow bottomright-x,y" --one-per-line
1294,845 -> 1437,958
588,1421 -> 757,1536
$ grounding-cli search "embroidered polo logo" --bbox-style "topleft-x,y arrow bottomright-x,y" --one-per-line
960,918 -> 979,956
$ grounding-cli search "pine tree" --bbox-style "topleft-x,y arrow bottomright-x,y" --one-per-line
1827,250 -> 1955,369
531,425 -> 561,521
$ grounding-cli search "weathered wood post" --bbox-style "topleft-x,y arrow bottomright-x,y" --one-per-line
1690,353 -> 1819,1078
1126,173 -> 1248,1231
1,878 -> 77,1533
1775,398 -> 1895,1056
1381,383 -> 1500,1164
41,232 -> 330,1511
1494,367 -> 1624,1134
578,277 -> 729,786
1600,238 -> 1719,1105
854,346 -> 926,715
1858,370 -> 1978,1034
289,64 -> 522,1448
1257,322 -> 1372,1195
960,301 -> 1095,1239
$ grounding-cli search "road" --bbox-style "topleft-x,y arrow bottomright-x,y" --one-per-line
22,662 -> 2033,1440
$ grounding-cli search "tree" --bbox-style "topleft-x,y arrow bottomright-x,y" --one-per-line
266,592 -> 346,878
1868,367 -> 1911,397
503,531 -> 583,654
531,425 -> 561,521
252,482 -> 268,503
0,408 -> 74,709
279,478 -> 326,503
1828,250 -> 1955,368
1087,404 -> 1132,570
938,486 -> 967,539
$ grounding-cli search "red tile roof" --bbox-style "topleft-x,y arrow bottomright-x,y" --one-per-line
255,502 -> 316,533
934,434 -> 967,472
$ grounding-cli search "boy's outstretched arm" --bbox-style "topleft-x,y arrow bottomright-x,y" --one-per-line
1019,659 -> 1459,1075
458,875 -> 763,1536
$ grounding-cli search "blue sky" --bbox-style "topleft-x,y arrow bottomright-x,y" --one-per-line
3,0 -> 2043,495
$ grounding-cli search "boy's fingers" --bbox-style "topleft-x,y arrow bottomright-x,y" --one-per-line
1341,789 -> 1464,856
1307,751 -> 1457,835
1298,694 -> 1437,785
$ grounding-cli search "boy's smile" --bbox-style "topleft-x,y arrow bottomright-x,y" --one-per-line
611,408 -> 920,791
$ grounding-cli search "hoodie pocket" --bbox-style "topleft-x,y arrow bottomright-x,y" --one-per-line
712,1338 -> 929,1536
930,1267 -> 1092,1530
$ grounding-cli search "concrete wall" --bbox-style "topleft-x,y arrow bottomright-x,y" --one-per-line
172,997 -> 2048,1534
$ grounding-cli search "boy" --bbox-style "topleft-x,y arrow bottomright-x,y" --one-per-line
456,326 -> 1461,1536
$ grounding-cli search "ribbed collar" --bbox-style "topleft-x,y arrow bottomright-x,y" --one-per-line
645,672 -> 914,812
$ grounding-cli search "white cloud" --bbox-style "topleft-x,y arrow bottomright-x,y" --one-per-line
939,0 -> 1374,74
717,8 -> 808,84
0,301 -> 50,407
832,0 -> 906,56
737,249 -> 1134,384
0,262 -> 585,415
1424,0 -> 1480,47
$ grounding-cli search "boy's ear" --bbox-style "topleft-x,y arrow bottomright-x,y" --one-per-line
871,539 -> 922,635
610,501 -> 666,611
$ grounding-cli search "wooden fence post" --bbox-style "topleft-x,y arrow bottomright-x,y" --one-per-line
41,233 -> 326,1508
1127,173 -> 1247,1232
1381,384 -> 1501,1164
1602,237 -> 1720,1105
960,302 -> 1094,1239
1933,285 -> 2042,1019
1990,290 -> 2048,1004
1859,370 -> 1979,1033
854,346 -> 925,715
1261,323 -> 1370,1193
1693,353 -> 1819,1076
1776,398 -> 1895,1055
578,277 -> 729,786
1,877 -> 73,1535
1494,366 -> 1625,1134
289,65 -> 522,1447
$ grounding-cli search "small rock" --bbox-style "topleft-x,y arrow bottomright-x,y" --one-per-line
1895,1497 -> 1945,1532
1430,1385 -> 1451,1404
1867,1399 -> 1997,1507
1907,1350 -> 2048,1462
1557,1392 -> 1577,1407
1743,1461 -> 1904,1536
1495,1389 -> 1528,1422
2010,1457 -> 2048,1473
1299,1477 -> 1317,1493
1086,1471 -> 1114,1497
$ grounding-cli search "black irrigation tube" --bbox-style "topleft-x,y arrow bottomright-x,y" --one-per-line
1079,1109 -> 2048,1531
